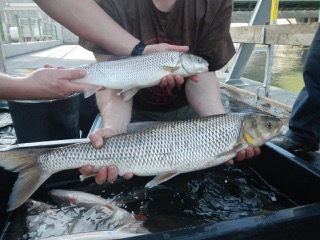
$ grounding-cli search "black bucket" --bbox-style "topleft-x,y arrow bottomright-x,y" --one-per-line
8,93 -> 80,143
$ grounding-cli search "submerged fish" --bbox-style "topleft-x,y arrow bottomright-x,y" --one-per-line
24,195 -> 147,239
72,51 -> 209,99
0,113 -> 282,211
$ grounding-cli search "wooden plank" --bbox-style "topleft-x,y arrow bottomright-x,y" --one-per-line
230,23 -> 319,46
265,23 -> 318,46
230,26 -> 263,44
220,82 -> 292,113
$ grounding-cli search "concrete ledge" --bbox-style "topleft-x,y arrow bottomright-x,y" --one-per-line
4,40 -> 63,58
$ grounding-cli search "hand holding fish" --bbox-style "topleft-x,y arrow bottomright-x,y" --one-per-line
0,68 -> 89,100
159,74 -> 199,90
226,147 -> 261,165
26,68 -> 90,99
80,127 -> 134,184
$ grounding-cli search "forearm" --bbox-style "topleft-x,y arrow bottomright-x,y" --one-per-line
34,0 -> 140,55
0,74 -> 28,100
96,89 -> 132,134
185,72 -> 225,117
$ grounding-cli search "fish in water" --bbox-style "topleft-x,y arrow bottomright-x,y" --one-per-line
0,113 -> 282,211
72,51 -> 209,99
24,193 -> 147,239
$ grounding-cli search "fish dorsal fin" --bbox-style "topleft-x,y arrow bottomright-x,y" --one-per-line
145,172 -> 180,188
118,87 -> 140,101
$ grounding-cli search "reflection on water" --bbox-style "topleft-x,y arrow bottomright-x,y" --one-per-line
230,45 -> 308,94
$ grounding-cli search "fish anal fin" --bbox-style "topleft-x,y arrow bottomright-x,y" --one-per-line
83,84 -> 102,98
118,87 -> 140,101
145,172 -> 179,188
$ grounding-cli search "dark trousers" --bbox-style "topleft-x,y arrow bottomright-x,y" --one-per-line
286,26 -> 320,146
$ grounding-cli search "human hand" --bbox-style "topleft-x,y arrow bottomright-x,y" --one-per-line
159,74 -> 199,91
23,67 -> 88,99
226,147 -> 261,165
79,128 -> 133,184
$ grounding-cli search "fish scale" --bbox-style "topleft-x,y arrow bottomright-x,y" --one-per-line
38,114 -> 244,175
0,113 -> 283,211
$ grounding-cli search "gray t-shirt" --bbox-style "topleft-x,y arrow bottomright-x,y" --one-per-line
79,0 -> 235,111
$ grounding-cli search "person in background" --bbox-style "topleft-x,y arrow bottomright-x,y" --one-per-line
77,0 -> 261,184
34,0 -> 189,56
271,26 -> 320,152
0,68 -> 87,100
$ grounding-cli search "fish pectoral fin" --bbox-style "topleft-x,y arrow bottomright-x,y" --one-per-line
145,172 -> 180,188
233,141 -> 246,151
215,141 -> 246,160
118,87 -> 140,101
161,66 -> 179,73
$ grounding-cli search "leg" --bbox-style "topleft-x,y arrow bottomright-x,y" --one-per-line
273,26 -> 320,151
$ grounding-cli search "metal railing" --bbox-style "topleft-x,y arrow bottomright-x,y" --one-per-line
0,10 -> 58,44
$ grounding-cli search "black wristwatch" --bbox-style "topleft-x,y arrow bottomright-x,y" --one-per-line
131,42 -> 146,56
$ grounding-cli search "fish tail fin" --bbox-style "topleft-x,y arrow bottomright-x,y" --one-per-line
0,150 -> 52,211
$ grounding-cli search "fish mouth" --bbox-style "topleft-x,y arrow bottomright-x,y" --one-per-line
265,130 -> 283,143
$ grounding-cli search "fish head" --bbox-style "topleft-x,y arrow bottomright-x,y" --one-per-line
241,114 -> 283,147
180,53 -> 209,75
25,199 -> 53,214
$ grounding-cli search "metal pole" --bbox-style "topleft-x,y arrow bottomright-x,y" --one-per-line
225,0 -> 272,85
15,14 -> 23,42
36,19 -> 43,41
263,0 -> 279,98
0,41 -> 6,73
0,14 -> 6,44
28,18 -> 35,42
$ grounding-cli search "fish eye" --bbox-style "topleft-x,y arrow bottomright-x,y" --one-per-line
265,122 -> 272,129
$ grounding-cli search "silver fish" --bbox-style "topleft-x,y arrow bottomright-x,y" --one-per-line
24,197 -> 147,239
0,113 -> 282,211
72,51 -> 209,99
